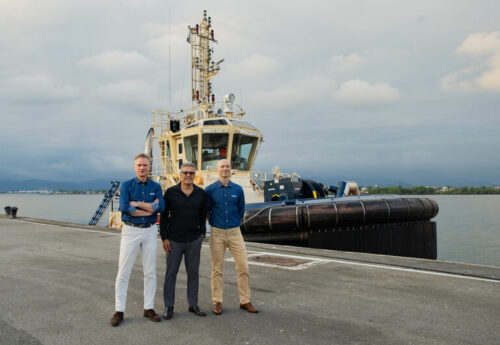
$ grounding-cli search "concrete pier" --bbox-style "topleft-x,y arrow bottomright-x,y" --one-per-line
1,216 -> 499,345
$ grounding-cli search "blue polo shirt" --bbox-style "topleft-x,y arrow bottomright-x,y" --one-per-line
119,177 -> 165,225
206,180 -> 245,229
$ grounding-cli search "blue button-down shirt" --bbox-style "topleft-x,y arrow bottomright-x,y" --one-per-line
206,180 -> 245,229
119,177 -> 165,225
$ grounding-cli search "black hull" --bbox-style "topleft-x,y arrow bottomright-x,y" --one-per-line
242,195 -> 439,259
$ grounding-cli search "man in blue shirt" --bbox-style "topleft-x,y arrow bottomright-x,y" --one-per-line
110,153 -> 165,327
206,159 -> 258,315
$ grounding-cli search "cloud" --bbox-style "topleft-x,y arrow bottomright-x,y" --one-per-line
439,68 -> 477,93
0,74 -> 79,102
227,54 -> 280,79
456,32 -> 500,57
442,31 -> 500,93
333,80 -> 400,106
79,50 -> 153,73
331,54 -> 363,71
476,52 -> 500,91
247,77 -> 335,109
145,22 -> 191,61
93,80 -> 161,108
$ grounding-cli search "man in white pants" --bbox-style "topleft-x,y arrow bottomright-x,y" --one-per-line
110,153 -> 165,327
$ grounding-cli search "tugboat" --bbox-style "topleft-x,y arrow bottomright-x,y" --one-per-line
105,11 -> 438,259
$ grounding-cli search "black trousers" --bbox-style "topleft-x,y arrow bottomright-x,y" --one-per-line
163,236 -> 202,308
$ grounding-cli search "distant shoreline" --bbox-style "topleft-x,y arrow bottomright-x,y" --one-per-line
0,190 -> 106,195
363,186 -> 500,195
2,186 -> 500,195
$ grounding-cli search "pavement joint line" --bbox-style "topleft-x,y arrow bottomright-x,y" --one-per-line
319,258 -> 500,284
240,250 -> 500,283
4,218 -> 500,284
246,244 -> 500,282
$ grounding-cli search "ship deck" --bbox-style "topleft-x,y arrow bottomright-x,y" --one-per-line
1,215 -> 499,345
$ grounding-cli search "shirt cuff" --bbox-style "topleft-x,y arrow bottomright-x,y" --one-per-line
151,202 -> 159,212
128,205 -> 137,215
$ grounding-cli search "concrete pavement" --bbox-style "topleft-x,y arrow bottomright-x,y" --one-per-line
0,216 -> 499,345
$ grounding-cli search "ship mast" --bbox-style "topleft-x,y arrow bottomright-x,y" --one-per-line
188,10 -> 222,115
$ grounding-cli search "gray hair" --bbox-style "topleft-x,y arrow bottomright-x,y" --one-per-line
180,161 -> 196,170
134,153 -> 151,164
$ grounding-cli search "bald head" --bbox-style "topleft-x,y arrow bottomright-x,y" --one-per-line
217,159 -> 230,168
216,159 -> 231,182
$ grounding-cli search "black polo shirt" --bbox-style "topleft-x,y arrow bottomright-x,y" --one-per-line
159,183 -> 207,243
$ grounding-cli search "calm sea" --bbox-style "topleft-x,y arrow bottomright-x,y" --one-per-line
1,194 -> 499,267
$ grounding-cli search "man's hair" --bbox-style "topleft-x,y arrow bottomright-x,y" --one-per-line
180,161 -> 196,170
134,153 -> 151,164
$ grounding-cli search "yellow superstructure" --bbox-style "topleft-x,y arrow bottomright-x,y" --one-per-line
109,11 -> 272,228
148,11 -> 265,203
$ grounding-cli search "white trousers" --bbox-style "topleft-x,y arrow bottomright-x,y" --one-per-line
114,224 -> 158,312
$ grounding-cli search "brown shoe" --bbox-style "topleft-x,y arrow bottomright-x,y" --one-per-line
240,302 -> 259,313
212,302 -> 222,315
143,309 -> 161,322
110,311 -> 124,327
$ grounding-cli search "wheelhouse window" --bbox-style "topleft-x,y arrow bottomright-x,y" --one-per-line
183,135 -> 198,167
231,134 -> 258,171
204,119 -> 228,126
201,133 -> 228,170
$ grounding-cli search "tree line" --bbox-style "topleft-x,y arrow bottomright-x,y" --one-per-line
364,186 -> 500,195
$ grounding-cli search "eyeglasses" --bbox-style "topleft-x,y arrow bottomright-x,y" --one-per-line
180,171 -> 195,176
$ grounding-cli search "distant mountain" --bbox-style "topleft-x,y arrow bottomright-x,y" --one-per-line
0,178 -> 119,192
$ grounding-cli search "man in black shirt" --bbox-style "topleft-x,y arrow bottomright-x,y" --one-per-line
160,162 -> 207,320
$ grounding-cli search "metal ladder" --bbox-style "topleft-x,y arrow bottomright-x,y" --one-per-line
89,181 -> 120,226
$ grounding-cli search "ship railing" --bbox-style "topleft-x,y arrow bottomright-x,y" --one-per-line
250,170 -> 301,190
150,154 -> 179,191
152,102 -> 246,135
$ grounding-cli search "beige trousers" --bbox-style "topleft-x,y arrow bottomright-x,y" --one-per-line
210,226 -> 251,304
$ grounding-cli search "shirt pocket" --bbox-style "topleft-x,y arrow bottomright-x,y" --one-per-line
146,191 -> 158,202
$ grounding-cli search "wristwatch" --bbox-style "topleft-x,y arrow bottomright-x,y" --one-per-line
135,202 -> 139,207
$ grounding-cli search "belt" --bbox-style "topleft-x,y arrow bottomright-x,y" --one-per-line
123,221 -> 156,228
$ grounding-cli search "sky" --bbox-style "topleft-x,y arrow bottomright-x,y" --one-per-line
1,0 -> 499,187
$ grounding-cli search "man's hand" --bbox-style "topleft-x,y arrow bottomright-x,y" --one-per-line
162,239 -> 171,254
129,200 -> 156,214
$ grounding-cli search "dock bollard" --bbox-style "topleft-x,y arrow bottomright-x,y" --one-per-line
11,207 -> 18,218
4,206 -> 12,216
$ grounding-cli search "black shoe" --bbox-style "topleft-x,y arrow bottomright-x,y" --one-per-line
163,306 -> 174,320
188,305 -> 207,317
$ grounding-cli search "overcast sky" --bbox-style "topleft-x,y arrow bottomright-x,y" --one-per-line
1,0 -> 499,186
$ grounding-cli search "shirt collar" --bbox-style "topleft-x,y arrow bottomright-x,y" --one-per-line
134,177 -> 149,185
216,180 -> 232,188
174,182 -> 201,193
